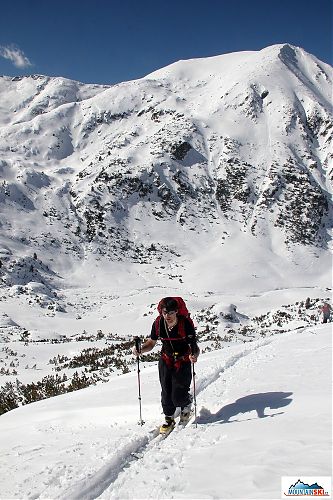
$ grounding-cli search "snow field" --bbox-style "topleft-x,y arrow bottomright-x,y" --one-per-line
0,323 -> 331,499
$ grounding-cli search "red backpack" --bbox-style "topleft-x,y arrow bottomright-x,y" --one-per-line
155,297 -> 195,339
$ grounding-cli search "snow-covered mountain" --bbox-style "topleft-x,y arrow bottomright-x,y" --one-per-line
0,44 -> 332,499
0,44 -> 332,289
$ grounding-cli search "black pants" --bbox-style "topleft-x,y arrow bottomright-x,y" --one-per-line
158,357 -> 192,416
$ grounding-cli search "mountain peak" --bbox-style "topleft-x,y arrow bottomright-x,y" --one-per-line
143,43 -> 332,98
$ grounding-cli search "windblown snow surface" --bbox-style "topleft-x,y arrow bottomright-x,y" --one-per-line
0,316 -> 331,499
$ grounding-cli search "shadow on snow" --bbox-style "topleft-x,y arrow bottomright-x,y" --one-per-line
197,391 -> 293,424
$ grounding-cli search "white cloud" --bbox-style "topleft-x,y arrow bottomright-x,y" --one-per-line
0,44 -> 33,68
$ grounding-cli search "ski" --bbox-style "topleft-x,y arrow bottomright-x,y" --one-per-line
159,411 -> 195,437
129,412 -> 197,467
159,421 -> 176,436
178,409 -> 195,427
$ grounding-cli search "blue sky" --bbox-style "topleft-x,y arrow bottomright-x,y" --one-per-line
0,0 -> 331,84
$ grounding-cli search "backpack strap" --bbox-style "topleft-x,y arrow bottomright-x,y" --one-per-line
161,352 -> 190,371
154,316 -> 187,340
177,317 -> 186,338
154,316 -> 161,338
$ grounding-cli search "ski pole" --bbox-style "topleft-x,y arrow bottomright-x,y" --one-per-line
134,336 -> 145,426
192,362 -> 197,428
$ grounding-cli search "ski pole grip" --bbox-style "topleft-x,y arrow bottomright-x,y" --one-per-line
135,336 -> 142,354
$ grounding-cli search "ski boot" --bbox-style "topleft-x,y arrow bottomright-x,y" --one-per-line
159,416 -> 175,435
179,404 -> 192,425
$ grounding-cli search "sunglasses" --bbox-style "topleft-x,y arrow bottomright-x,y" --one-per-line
162,310 -> 177,315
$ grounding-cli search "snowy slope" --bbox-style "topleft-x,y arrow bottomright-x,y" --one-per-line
0,43 -> 331,336
0,323 -> 331,499
0,43 -> 332,274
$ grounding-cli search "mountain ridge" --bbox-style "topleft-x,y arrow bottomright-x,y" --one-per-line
0,43 -> 332,299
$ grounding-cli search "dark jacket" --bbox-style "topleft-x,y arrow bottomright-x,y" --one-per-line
150,316 -> 199,357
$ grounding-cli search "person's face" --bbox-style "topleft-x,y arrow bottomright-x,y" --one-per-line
162,309 -> 177,319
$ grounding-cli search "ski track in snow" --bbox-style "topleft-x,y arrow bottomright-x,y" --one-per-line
195,337 -> 272,395
60,338 -> 273,500
58,434 -> 154,500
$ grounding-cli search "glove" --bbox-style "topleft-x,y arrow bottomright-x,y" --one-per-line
132,345 -> 140,357
189,353 -> 198,363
